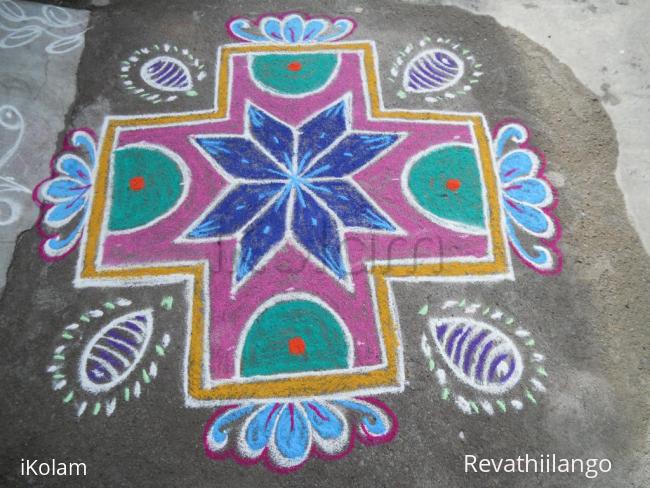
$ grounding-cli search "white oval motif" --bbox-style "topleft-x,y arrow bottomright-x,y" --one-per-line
403,48 -> 464,93
139,55 -> 193,92
78,309 -> 154,393
427,317 -> 523,395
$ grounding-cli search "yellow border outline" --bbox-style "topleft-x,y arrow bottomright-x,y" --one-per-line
79,42 -> 508,401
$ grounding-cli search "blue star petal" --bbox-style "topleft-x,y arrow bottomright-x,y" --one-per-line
248,105 -> 294,171
296,99 -> 347,173
188,183 -> 284,238
303,133 -> 400,178
236,191 -> 289,283
292,190 -> 346,279
308,180 -> 396,231
195,137 -> 286,180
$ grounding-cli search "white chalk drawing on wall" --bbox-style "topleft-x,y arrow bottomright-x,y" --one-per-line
0,0 -> 85,54
0,104 -> 29,226
389,37 -> 483,104
46,296 -> 174,418
419,299 -> 547,415
120,43 -> 208,104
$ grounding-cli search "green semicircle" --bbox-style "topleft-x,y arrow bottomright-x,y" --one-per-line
250,53 -> 339,96
108,145 -> 185,232
406,144 -> 486,232
240,298 -> 351,377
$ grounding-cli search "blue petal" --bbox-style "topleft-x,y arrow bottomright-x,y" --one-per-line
301,19 -> 327,41
282,15 -> 304,43
304,133 -> 400,178
244,403 -> 282,454
506,219 -> 553,269
274,405 -> 310,461
292,190 -> 346,279
499,149 -> 537,183
235,189 -> 289,283
504,178 -> 550,206
495,124 -> 527,159
504,198 -> 551,236
195,137 -> 286,180
248,105 -> 294,172
44,178 -> 88,199
261,18 -> 282,42
58,154 -> 91,183
187,183 -> 283,238
207,405 -> 256,450
71,130 -> 96,168
307,180 -> 395,231
43,218 -> 86,257
303,401 -> 344,440
45,197 -> 86,224
297,100 -> 347,174
333,399 -> 391,437
315,19 -> 355,42
228,19 -> 269,42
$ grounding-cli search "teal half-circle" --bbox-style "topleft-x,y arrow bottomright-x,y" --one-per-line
406,144 -> 486,232
250,53 -> 339,96
240,298 -> 351,377
108,145 -> 184,232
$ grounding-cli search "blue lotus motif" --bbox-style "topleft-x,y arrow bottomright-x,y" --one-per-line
227,13 -> 356,44
186,97 -> 401,288
495,122 -> 560,273
37,130 -> 96,259
205,398 -> 396,471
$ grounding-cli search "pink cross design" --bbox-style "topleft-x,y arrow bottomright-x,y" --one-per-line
80,42 -> 509,402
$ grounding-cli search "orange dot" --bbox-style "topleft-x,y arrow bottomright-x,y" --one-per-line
288,337 -> 306,356
287,61 -> 302,72
446,178 -> 461,192
129,176 -> 145,191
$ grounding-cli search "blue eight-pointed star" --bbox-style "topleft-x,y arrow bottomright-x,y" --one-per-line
186,97 -> 401,288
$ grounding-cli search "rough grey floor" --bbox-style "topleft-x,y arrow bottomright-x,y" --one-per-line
1,1 -> 649,487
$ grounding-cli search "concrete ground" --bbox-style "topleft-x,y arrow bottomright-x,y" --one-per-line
0,1 -> 649,487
